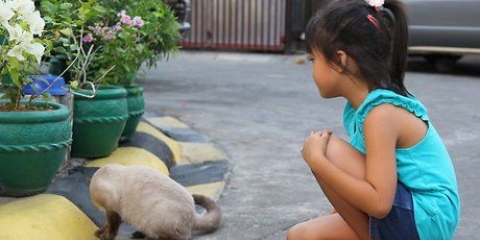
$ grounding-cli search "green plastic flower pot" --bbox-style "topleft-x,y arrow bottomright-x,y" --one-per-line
121,84 -> 145,141
0,100 -> 72,197
71,85 -> 128,158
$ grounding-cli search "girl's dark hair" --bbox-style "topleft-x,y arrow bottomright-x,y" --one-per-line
305,0 -> 409,96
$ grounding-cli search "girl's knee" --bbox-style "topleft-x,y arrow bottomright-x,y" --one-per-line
325,135 -> 354,159
287,221 -> 316,240
286,226 -> 295,240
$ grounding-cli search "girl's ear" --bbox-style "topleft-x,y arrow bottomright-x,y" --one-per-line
336,50 -> 348,68
332,50 -> 348,73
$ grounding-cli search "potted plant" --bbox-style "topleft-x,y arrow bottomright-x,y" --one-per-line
40,0 -> 129,158
0,0 -> 72,197
79,9 -> 148,141
87,0 -> 181,141
42,0 -> 182,142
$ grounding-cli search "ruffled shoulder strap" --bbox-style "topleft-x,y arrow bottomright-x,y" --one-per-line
355,89 -> 429,135
343,101 -> 356,137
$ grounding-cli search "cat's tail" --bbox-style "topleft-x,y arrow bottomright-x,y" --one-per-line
192,194 -> 222,233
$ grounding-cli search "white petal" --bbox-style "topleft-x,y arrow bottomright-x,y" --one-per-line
4,0 -> 19,11
0,4 -> 14,23
7,45 -> 26,61
23,42 -> 45,63
5,23 -> 31,43
25,11 -> 45,35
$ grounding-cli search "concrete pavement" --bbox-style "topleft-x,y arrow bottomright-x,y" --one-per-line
143,51 -> 480,240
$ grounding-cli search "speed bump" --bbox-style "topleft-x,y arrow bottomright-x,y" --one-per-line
0,112 -> 230,239
0,194 -> 98,240
86,147 -> 170,176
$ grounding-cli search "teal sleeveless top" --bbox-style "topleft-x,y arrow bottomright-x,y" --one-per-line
343,89 -> 460,240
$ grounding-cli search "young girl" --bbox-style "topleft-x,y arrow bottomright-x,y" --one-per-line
287,0 -> 460,240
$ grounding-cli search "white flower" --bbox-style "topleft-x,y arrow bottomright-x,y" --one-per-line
368,0 -> 384,7
22,41 -> 45,63
1,0 -> 46,64
7,45 -> 27,61
2,0 -> 17,10
24,11 -> 45,36
0,3 -> 14,23
7,41 -> 45,63
4,23 -> 33,43
16,0 -> 36,16
5,0 -> 35,14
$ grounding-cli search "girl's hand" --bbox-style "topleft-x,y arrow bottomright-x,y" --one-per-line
301,130 -> 332,169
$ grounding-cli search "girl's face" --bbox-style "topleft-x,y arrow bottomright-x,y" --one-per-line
310,50 -> 342,98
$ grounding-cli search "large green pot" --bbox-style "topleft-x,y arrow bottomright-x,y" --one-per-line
121,84 -> 145,141
0,100 -> 72,197
71,85 -> 128,158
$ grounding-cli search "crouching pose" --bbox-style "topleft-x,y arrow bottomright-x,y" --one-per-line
288,0 -> 460,239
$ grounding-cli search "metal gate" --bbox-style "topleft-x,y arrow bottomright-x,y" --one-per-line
179,0 -> 288,51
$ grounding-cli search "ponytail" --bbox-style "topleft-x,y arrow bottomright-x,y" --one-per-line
383,0 -> 409,96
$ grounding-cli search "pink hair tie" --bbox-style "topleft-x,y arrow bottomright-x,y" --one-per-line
367,14 -> 383,33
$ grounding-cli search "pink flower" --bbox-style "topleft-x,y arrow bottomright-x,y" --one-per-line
120,14 -> 132,25
82,33 -> 94,43
132,16 -> 144,27
113,22 -> 122,31
368,0 -> 384,7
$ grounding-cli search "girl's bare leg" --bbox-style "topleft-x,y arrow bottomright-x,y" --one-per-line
287,135 -> 372,240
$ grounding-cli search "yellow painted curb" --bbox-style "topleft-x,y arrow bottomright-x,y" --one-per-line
86,147 -> 170,176
178,142 -> 228,165
0,194 -> 98,240
186,181 -> 226,200
147,116 -> 190,129
136,121 -> 182,163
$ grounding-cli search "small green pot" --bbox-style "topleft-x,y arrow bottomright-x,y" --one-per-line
0,100 -> 72,197
71,85 -> 128,158
121,84 -> 145,141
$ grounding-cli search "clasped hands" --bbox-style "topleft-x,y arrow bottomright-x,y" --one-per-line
301,130 -> 332,169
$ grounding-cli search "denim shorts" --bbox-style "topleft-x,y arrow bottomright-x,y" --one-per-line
369,182 -> 421,240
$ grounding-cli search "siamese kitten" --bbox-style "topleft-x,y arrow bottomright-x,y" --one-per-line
89,164 -> 222,240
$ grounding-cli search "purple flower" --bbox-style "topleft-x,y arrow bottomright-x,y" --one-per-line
82,33 -> 94,43
113,22 -> 122,31
132,16 -> 144,27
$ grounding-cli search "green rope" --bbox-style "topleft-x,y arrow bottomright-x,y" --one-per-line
73,115 -> 128,124
0,139 -> 72,152
128,110 -> 145,118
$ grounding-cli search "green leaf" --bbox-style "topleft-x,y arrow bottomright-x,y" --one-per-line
59,28 -> 73,37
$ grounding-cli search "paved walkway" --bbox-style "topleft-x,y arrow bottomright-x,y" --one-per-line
143,51 -> 480,240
